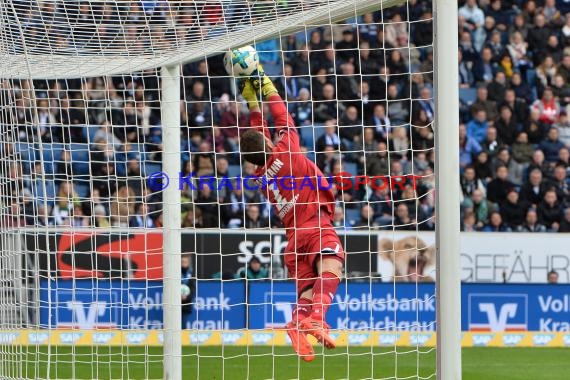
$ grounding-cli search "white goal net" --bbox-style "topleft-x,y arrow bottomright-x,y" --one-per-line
0,0 -> 452,379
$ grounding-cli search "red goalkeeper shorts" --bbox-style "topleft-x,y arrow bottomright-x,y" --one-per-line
284,214 -> 345,295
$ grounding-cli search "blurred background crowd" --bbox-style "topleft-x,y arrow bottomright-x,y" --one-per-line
1,0 -> 570,234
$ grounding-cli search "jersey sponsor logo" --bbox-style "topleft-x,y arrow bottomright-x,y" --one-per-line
251,332 -> 274,344
410,333 -> 432,346
221,332 -> 244,344
126,332 -> 148,344
378,333 -> 400,345
92,332 -> 116,344
469,294 -> 527,332
0,332 -> 19,344
28,332 -> 50,344
60,332 -> 83,344
347,333 -> 369,345
471,333 -> 494,346
190,332 -> 212,344
532,333 -> 554,346
502,333 -> 524,346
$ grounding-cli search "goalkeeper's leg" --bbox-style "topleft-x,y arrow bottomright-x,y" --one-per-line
286,288 -> 315,362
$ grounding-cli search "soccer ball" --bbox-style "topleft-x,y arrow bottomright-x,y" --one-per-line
181,284 -> 191,298
223,45 -> 259,77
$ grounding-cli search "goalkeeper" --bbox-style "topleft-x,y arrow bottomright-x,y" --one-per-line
239,67 -> 345,362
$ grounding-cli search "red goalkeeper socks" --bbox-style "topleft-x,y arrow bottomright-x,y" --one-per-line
292,297 -> 312,324
310,272 -> 340,320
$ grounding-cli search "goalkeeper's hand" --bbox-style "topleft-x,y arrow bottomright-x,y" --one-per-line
249,64 -> 278,99
239,78 -> 259,110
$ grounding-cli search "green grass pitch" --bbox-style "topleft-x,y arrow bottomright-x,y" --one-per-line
3,346 -> 568,379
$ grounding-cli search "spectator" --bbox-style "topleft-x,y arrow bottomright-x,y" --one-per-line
505,71 -> 536,103
495,105 -> 517,146
507,31 -> 530,73
461,210 -> 477,232
528,150 -> 552,176
110,186 -> 135,227
538,189 -> 563,230
338,106 -> 362,145
289,88 -> 312,126
458,49 -> 474,88
500,189 -> 528,229
474,150 -> 493,182
547,270 -> 559,284
511,132 -> 535,165
461,166 -> 486,200
237,256 -> 268,280
473,47 -> 496,84
181,207 -> 204,229
386,84 -> 409,123
532,88 -> 560,125
467,109 -> 489,144
528,14 -> 552,63
332,206 -> 352,230
129,203 -> 154,228
366,141 -> 389,176
244,204 -> 268,229
488,71 -> 507,103
501,88 -> 529,127
520,168 -> 547,207
518,208 -> 548,232
181,255 -> 196,328
195,187 -> 219,228
471,86 -> 498,121
367,104 -> 391,142
493,148 -> 524,185
393,203 -> 416,231
554,111 -> 570,145
557,54 -> 570,84
551,164 -> 570,202
481,211 -> 512,232
481,126 -> 501,157
353,204 -> 377,229
93,204 -> 110,228
335,29 -> 358,64
539,127 -> 566,163
487,165 -> 516,205
314,83 -> 340,122
551,74 -> 570,107
458,0 -> 486,51
537,56 -> 557,92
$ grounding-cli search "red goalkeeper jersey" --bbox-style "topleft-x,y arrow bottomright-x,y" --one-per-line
250,95 -> 335,229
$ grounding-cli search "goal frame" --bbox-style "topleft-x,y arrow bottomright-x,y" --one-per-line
159,0 -> 461,379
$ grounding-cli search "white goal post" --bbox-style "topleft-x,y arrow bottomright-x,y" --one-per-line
0,0 -> 460,379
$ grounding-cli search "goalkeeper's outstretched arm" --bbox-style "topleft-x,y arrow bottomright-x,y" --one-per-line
241,67 -> 300,152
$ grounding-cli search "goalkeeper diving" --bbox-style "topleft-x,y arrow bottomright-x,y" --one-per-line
238,65 -> 345,362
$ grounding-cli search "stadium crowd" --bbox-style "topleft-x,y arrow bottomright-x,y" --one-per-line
1,0 -> 570,234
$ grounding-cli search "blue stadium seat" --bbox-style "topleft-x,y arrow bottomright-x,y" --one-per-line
69,143 -> 90,175
41,143 -> 65,162
300,126 -> 315,150
344,162 -> 358,175
33,179 -> 56,206
144,162 -> 162,177
345,208 -> 361,225
228,165 -> 241,178
313,125 -> 328,142
74,182 -> 90,198
459,88 -> 477,105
